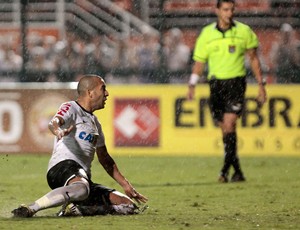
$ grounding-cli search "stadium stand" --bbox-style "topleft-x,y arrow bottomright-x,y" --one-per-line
0,0 -> 299,83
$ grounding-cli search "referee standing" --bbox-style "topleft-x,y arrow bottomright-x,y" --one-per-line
187,0 -> 267,182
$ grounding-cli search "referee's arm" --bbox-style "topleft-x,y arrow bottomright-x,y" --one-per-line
247,48 -> 267,105
187,61 -> 206,100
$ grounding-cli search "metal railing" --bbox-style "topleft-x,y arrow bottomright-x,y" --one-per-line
149,0 -> 300,29
0,0 -> 158,38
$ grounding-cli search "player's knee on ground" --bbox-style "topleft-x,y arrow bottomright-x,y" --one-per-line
109,191 -> 134,205
109,191 -> 137,215
68,180 -> 90,201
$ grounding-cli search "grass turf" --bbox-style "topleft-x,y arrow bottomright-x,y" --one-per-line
0,154 -> 300,229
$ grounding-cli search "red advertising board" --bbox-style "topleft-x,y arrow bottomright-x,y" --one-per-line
114,98 -> 160,147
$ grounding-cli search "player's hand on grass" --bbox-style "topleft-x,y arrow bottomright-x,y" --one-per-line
123,182 -> 148,204
131,189 -> 148,204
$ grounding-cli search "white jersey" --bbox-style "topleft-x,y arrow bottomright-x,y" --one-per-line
47,101 -> 105,176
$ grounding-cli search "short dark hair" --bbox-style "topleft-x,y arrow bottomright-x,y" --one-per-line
77,74 -> 103,96
217,0 -> 235,8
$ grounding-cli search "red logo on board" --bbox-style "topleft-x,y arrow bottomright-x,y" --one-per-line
114,99 -> 160,147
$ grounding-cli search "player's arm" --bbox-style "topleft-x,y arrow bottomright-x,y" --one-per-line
96,145 -> 148,203
48,116 -> 73,140
247,48 -> 267,105
187,61 -> 206,100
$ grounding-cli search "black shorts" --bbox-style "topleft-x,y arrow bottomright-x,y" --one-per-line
47,160 -> 115,206
209,77 -> 246,122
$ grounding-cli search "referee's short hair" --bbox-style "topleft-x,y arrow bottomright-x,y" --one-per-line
217,0 -> 235,8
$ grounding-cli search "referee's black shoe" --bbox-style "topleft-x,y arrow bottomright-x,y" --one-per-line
218,174 -> 228,183
231,172 -> 246,182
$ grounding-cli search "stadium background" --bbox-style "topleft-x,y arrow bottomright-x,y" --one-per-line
0,0 -> 299,156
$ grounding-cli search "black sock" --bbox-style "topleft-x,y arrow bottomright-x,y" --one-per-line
221,132 -> 242,175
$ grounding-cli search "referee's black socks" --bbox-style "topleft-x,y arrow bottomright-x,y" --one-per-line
221,132 -> 242,175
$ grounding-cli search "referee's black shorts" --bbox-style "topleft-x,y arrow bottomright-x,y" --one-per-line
209,77 -> 246,122
47,160 -> 115,206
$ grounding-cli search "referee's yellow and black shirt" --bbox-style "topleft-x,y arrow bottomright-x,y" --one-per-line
193,20 -> 259,80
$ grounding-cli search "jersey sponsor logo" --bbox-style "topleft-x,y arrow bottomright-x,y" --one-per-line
57,103 -> 72,116
79,131 -> 98,144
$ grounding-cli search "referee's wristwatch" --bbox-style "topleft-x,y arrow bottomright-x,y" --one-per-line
258,79 -> 266,86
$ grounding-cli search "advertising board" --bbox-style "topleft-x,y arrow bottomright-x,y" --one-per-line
0,83 -> 299,156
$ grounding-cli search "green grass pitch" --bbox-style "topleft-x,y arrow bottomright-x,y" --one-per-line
1,154 -> 300,230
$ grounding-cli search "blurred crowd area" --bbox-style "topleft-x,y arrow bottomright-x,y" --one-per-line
0,27 -> 192,84
0,25 -> 299,84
